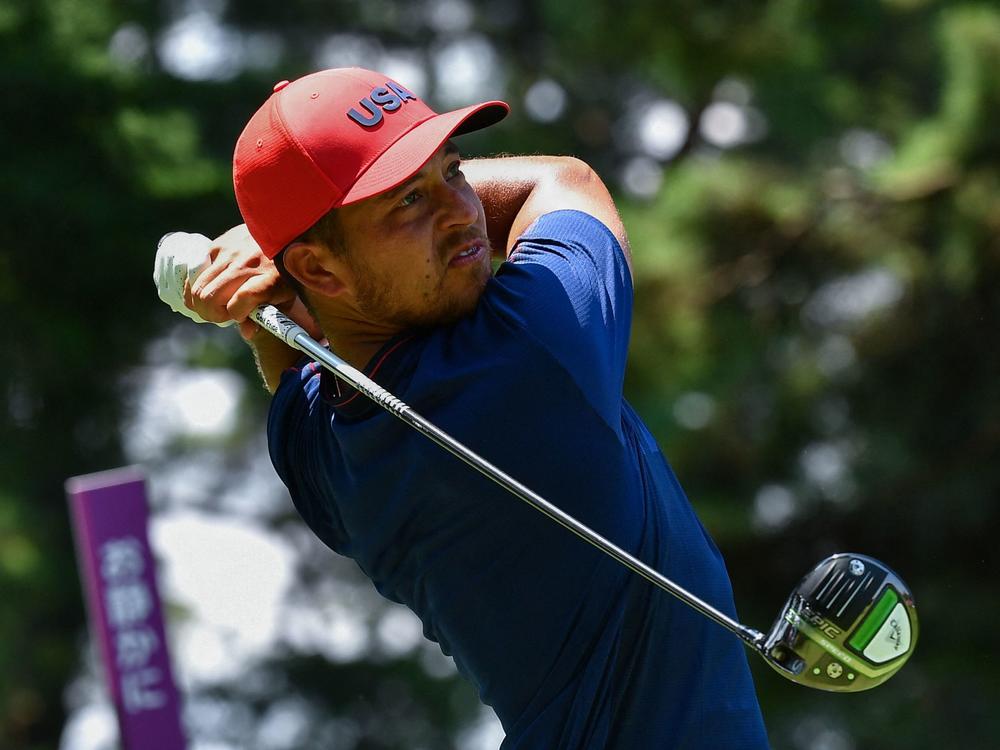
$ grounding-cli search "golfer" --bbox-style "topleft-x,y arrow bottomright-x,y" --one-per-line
187,67 -> 770,748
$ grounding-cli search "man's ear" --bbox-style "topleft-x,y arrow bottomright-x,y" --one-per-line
282,242 -> 348,298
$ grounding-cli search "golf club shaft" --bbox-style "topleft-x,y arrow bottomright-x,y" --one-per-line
251,305 -> 766,649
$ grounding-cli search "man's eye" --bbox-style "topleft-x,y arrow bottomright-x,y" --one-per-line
400,190 -> 421,207
447,161 -> 462,179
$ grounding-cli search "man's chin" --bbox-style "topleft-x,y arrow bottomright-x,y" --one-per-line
425,290 -> 486,328
406,277 -> 490,331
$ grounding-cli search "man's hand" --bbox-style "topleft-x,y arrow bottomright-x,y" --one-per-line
185,224 -> 320,342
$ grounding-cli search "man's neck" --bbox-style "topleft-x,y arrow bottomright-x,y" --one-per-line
314,309 -> 403,371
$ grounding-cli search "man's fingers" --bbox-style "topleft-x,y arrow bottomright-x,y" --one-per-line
197,253 -> 279,301
194,267 -> 240,304
178,225 -> 290,331
226,274 -> 295,322
188,248 -> 228,295
190,241 -> 261,295
228,277 -> 322,341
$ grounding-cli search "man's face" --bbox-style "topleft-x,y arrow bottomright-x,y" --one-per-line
334,141 -> 493,330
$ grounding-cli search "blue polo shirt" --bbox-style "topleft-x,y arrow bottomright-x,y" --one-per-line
268,210 -> 769,748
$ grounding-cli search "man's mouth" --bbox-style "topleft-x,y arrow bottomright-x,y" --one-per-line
449,241 -> 487,266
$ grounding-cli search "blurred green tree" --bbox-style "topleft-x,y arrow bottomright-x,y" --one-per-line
2,0 -> 997,748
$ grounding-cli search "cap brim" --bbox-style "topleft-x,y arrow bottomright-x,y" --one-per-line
339,100 -> 509,206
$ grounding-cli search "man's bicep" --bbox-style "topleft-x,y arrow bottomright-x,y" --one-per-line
508,158 -> 632,279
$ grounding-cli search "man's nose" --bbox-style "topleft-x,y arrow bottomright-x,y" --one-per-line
436,182 -> 479,229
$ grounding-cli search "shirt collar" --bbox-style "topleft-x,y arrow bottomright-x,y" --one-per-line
320,332 -> 419,420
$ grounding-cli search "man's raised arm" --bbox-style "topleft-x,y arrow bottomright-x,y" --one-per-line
462,156 -> 632,276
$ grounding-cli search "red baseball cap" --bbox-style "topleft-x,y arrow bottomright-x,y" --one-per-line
233,67 -> 509,258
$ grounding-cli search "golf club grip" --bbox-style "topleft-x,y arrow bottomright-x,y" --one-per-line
250,305 -> 304,345
250,304 -> 765,648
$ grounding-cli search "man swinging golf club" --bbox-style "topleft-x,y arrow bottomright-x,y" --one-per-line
176,67 -> 771,748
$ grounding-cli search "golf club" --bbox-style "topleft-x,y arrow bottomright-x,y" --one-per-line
250,305 -> 918,692
155,233 -> 918,692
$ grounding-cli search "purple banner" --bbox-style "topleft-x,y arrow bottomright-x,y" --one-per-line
66,467 -> 187,750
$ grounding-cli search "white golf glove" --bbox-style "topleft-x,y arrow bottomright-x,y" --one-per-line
153,232 -> 235,327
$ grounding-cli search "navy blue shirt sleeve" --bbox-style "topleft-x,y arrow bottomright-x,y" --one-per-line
486,209 -> 633,429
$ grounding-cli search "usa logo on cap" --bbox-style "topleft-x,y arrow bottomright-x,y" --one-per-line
347,81 -> 418,127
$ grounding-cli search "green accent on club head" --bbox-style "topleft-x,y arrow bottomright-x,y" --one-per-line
849,587 -> 899,652
788,613 -> 896,679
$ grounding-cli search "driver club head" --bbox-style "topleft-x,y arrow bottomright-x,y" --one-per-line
760,553 -> 918,692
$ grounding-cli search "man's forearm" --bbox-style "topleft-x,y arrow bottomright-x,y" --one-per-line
462,156 -> 631,273
248,327 -> 302,394
463,156 -> 571,256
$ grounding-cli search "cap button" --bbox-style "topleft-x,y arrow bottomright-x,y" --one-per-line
272,80 -> 290,93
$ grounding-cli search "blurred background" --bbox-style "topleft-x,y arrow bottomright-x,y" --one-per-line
2,0 -> 998,747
